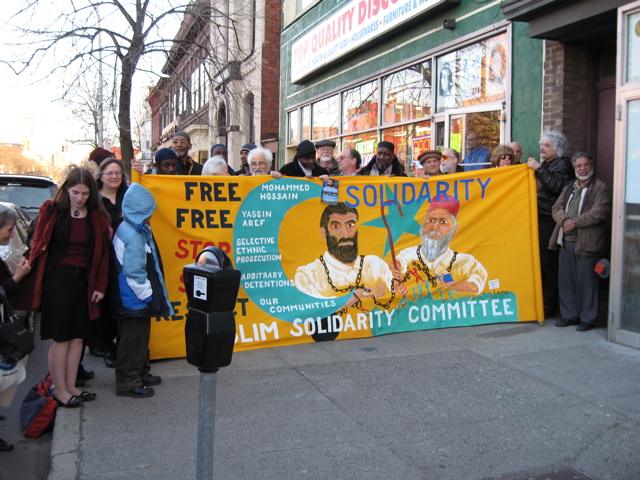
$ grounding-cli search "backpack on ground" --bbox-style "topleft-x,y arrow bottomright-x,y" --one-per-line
19,372 -> 57,438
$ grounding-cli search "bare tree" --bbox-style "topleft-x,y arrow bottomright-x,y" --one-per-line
63,75 -> 118,149
2,0 -> 219,171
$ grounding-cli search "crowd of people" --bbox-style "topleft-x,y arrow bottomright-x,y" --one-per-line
0,127 -> 611,452
130,127 -> 613,331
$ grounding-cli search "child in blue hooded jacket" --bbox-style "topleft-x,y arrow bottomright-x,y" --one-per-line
110,183 -> 173,398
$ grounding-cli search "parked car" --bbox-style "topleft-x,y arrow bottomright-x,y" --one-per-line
0,202 -> 34,331
0,174 -> 57,220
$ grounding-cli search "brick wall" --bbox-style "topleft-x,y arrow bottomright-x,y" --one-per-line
542,40 -> 590,155
260,0 -> 282,142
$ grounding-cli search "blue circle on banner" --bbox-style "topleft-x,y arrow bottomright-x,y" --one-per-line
233,178 -> 351,322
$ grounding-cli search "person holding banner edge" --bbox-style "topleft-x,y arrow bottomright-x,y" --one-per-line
527,130 -> 575,319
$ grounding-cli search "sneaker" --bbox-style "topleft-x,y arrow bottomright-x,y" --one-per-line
116,386 -> 154,398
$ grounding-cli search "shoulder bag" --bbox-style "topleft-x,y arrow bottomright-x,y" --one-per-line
0,286 -> 34,364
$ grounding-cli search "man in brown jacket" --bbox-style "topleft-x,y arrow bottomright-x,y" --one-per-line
550,153 -> 611,331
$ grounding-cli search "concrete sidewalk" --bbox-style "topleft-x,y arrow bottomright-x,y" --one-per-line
49,322 -> 640,480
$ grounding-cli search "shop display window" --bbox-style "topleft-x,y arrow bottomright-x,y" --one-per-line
301,105 -> 311,141
312,95 -> 340,139
383,61 -> 432,124
286,32 -> 508,160
343,81 -> 379,133
287,109 -> 299,145
627,12 -> 640,83
343,131 -> 378,166
436,33 -> 506,113
381,120 -> 431,170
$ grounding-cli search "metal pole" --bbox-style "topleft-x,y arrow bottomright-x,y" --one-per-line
196,371 -> 218,480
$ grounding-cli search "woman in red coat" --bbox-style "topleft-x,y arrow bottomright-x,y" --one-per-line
27,167 -> 111,407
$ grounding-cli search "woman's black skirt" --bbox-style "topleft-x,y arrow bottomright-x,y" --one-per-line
40,265 -> 90,342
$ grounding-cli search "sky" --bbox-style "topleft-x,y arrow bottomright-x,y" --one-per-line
0,1 -> 180,164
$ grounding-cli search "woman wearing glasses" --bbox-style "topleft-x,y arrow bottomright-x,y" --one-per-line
490,145 -> 516,168
95,158 -> 128,368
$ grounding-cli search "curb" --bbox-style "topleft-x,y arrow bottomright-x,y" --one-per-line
48,406 -> 81,480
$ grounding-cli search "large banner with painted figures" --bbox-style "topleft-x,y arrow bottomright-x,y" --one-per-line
137,164 -> 543,360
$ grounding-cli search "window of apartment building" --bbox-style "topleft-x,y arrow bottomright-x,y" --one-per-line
286,31 -> 508,170
296,0 -> 316,15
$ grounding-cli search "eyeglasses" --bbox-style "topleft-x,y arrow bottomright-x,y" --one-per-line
441,154 -> 455,160
500,155 -> 513,160
337,155 -> 353,161
101,171 -> 123,177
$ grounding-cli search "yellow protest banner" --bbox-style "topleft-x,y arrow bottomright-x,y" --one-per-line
138,164 -> 542,359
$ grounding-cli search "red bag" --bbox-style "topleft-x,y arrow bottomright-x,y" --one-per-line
19,372 -> 58,438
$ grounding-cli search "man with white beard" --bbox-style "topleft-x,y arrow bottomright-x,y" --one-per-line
549,153 -> 611,331
391,198 -> 487,297
315,139 -> 340,175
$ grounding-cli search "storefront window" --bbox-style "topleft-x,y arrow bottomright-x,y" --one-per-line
383,61 -> 432,124
622,99 -> 640,333
627,12 -> 640,83
343,131 -> 377,167
463,110 -> 501,159
343,81 -> 378,133
302,105 -> 310,141
381,120 -> 432,170
436,33 -> 507,113
285,31 -> 508,162
312,95 -> 339,139
287,109 -> 299,145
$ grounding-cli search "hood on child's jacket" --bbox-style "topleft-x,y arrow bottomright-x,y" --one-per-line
122,183 -> 156,232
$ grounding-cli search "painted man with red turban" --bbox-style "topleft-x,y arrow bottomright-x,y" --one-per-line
391,197 -> 487,297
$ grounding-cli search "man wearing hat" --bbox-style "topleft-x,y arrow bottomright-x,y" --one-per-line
152,148 -> 179,175
279,140 -> 327,178
315,139 -> 340,175
357,141 -> 406,176
391,197 -> 487,297
237,142 -> 257,175
415,150 -> 442,179
209,144 -> 236,175
172,131 -> 203,175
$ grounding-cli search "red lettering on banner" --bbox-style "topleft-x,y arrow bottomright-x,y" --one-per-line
175,239 -> 231,259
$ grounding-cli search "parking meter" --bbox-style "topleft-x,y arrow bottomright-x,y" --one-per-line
184,247 -> 241,372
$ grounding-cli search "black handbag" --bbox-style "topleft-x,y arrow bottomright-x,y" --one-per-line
0,286 -> 34,364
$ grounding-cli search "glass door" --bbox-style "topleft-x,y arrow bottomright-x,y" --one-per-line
610,1 -> 640,348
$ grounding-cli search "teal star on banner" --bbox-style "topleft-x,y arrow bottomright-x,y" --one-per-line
362,184 -> 423,257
